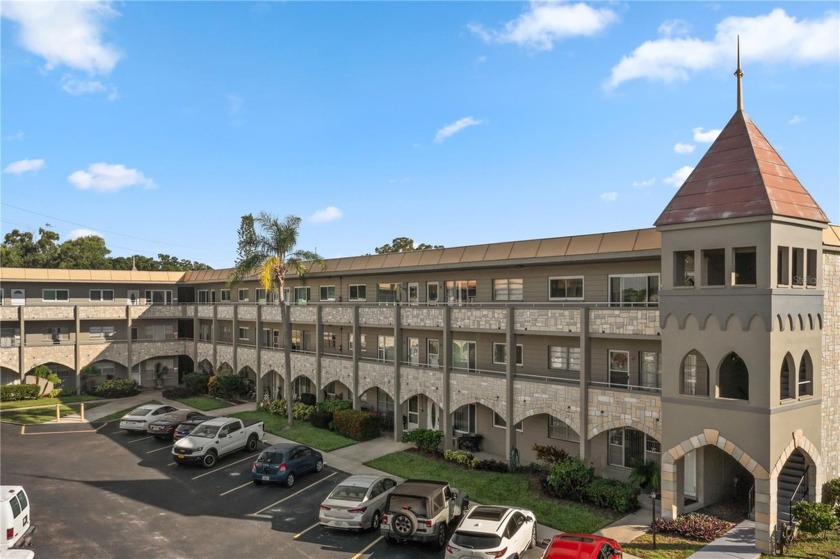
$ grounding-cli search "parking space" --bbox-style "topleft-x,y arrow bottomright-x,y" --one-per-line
3,421 -> 544,558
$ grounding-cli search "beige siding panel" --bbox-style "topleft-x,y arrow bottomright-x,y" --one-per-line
536,238 -> 570,258
566,234 -> 603,255
382,253 -> 405,268
364,255 -> 388,269
399,251 -> 424,267
509,240 -> 541,260
418,250 -> 444,266
635,228 -> 661,251
484,242 -> 513,262
823,225 -> 840,248
350,256 -> 371,271
599,230 -> 640,254
461,245 -> 488,263
439,247 -> 466,265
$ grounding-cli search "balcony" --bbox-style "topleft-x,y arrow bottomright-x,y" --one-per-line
589,308 -> 660,336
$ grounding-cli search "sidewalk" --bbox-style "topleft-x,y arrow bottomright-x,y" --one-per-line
684,520 -> 758,559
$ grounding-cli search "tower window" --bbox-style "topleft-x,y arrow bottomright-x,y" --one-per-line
777,246 -> 790,286
806,249 -> 818,287
702,249 -> 725,286
792,248 -> 805,286
733,247 -> 756,285
674,251 -> 695,287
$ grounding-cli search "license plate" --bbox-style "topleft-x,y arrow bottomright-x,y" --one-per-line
262,475 -> 270,481
178,454 -> 184,459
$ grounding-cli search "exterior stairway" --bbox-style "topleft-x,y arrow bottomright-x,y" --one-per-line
777,451 -> 808,524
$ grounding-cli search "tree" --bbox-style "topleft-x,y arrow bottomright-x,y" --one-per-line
374,237 -> 443,254
228,213 -> 324,424
57,235 -> 111,269
0,227 -> 60,268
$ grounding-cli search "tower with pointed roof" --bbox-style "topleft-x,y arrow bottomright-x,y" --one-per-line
655,41 -> 829,552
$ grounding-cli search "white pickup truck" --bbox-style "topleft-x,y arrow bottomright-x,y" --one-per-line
172,417 -> 264,468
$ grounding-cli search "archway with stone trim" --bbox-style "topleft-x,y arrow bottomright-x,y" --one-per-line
400,389 -> 443,433
771,431 -> 823,526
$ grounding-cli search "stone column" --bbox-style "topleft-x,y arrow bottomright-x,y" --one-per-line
393,306 -> 403,442
232,305 -> 239,375
211,304 -> 218,371
579,306 -> 590,460
352,305 -> 360,411
126,305 -> 133,382
315,305 -> 323,403
754,477 -> 773,554
442,305 -> 452,450
255,304 -> 263,405
504,306 -> 516,465
660,454 -> 685,519
74,305 -> 81,394
18,306 -> 25,381
192,304 -> 199,371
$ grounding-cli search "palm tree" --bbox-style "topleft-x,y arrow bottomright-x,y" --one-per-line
228,213 -> 324,424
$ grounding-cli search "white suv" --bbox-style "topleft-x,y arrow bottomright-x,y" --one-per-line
445,505 -> 536,559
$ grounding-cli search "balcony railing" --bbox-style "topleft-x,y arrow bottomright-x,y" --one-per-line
588,380 -> 662,393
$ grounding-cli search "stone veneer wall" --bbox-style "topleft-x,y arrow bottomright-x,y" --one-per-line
359,307 -> 396,326
514,308 -> 580,333
197,305 -> 213,319
590,309 -> 660,336
237,346 -> 257,372
79,343 -> 129,368
358,360 -> 395,396
587,388 -> 662,441
216,344 -> 234,367
290,306 -> 316,323
401,366 -> 444,406
450,372 -> 506,416
196,342 -> 214,366
0,348 -> 19,373
402,308 -> 445,329
23,306 -> 74,320
24,345 -> 75,372
237,305 -> 257,320
451,308 -> 507,330
512,379 -> 581,435
320,356 -> 353,390
822,251 -> 840,480
78,305 -> 125,319
290,352 -> 317,383
0,306 -> 18,321
322,306 -> 353,325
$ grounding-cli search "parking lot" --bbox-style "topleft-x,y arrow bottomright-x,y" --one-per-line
2,421 -> 544,558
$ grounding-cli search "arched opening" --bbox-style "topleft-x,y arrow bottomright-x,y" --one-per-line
798,352 -> 813,397
0,366 -> 19,385
26,362 -> 75,393
198,359 -> 214,374
359,386 -> 394,432
292,375 -> 315,403
238,366 -> 257,401
261,369 -> 283,401
777,449 -> 814,524
780,353 -> 795,401
399,394 -> 440,433
719,352 -> 749,400
323,380 -> 351,402
680,350 -> 709,396
217,362 -> 233,376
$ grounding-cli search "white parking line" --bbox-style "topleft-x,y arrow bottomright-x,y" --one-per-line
220,481 -> 254,496
190,453 -> 260,480
146,445 -> 173,454
126,435 -> 155,444
293,522 -> 320,539
249,472 -> 337,518
351,536 -> 383,559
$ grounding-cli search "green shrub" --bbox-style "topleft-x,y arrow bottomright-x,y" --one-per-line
402,429 -> 443,453
94,379 -> 140,398
585,478 -> 640,513
0,384 -> 40,401
533,443 -> 569,466
293,402 -> 315,421
822,478 -> 840,515
546,457 -> 595,502
261,398 -> 288,416
444,450 -> 478,468
32,364 -> 62,387
332,409 -> 382,441
309,409 -> 333,429
653,513 -> 734,542
183,372 -> 210,395
49,388 -> 63,398
208,374 -> 245,401
793,501 -> 839,537
629,460 -> 661,491
475,459 -> 510,472
317,399 -> 352,413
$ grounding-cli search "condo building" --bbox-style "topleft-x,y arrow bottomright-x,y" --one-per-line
1,72 -> 837,553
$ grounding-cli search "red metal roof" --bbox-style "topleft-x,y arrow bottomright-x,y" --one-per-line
655,110 -> 829,226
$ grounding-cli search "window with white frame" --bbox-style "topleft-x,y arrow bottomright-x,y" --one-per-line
220,289 -> 231,301
145,290 -> 173,305
377,335 -> 395,362
548,416 -> 580,442
238,327 -> 249,341
609,350 -> 630,387
89,326 -> 115,339
427,282 -> 439,303
608,428 -> 661,468
0,288 -> 4,305
549,346 -> 581,371
406,337 -> 420,365
89,289 -> 114,302
609,274 -> 659,306
349,333 -> 366,352
641,351 -> 661,389
238,288 -> 250,302
492,412 -> 523,432
427,339 -> 440,367
272,329 -> 281,348
146,324 -> 173,341
43,289 -> 70,302
444,280 -> 476,304
452,340 -> 476,371
492,343 -> 523,366
377,283 -> 400,304
453,404 -> 475,433
493,278 -> 523,301
294,286 -> 310,303
320,285 -> 336,301
197,290 -> 210,303
323,331 -> 336,349
349,284 -> 366,301
255,288 -> 267,304
549,277 -> 583,300
291,329 -> 303,350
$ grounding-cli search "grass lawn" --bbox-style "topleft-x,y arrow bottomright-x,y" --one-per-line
0,395 -> 105,424
760,531 -> 840,558
171,395 -> 232,411
365,450 -> 620,534
229,410 -> 356,453
623,533 -> 705,559
96,400 -> 163,423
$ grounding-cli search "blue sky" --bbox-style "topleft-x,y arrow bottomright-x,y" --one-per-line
2,1 -> 838,269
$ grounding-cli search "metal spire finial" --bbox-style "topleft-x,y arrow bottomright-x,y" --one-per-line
734,35 -> 744,111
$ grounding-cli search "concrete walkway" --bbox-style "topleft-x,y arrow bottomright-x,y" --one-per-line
685,520 -> 759,559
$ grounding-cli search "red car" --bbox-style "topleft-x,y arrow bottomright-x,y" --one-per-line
542,533 -> 622,559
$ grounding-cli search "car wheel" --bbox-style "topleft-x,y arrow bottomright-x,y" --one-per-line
314,459 -> 324,473
530,523 -> 537,548
433,523 -> 447,550
245,436 -> 259,453
202,451 -> 217,468
370,511 -> 381,531
285,473 -> 295,488
390,511 -> 418,537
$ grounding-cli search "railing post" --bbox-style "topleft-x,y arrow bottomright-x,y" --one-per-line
81,402 -> 85,421
56,404 -> 60,422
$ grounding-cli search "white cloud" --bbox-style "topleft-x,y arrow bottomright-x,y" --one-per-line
599,192 -> 618,202
664,166 -> 695,188
693,127 -> 721,143
1,1 -> 121,74
607,8 -> 840,89
468,2 -> 618,50
658,19 -> 691,38
434,117 -> 483,143
3,158 -> 45,175
310,206 -> 343,224
632,178 -> 655,188
4,131 -> 25,141
68,162 -> 155,192
788,115 -> 805,125
674,142 -> 696,154
67,228 -> 101,240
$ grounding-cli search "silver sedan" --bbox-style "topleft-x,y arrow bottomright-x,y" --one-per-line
319,475 -> 400,531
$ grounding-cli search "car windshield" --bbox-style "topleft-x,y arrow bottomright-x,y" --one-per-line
176,423 -> 195,431
128,408 -> 153,417
257,451 -> 285,464
451,532 -> 502,549
329,485 -> 368,500
189,424 -> 218,438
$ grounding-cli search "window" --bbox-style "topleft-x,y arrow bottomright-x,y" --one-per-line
323,331 -> 336,348
349,284 -> 366,301
406,337 -> 420,365
272,329 -> 280,348
549,277 -> 583,300
492,412 -> 523,432
493,278 -> 523,301
89,289 -> 114,302
238,327 -> 249,341
608,428 -> 660,468
609,350 -> 630,387
719,352 -> 749,400
792,248 -> 805,286
427,339 -> 440,367
492,343 -> 523,366
197,290 -> 211,303
220,289 -> 231,301
89,326 -> 115,339
549,346 -> 580,371
238,288 -> 250,302
377,335 -> 395,362
199,324 -> 212,342
453,404 -> 475,433
43,289 -> 69,302
702,248 -> 726,286
733,247 -> 756,285
609,275 -> 659,306
377,283 -> 400,304
444,280 -> 476,304
548,416 -> 580,442
294,286 -> 310,303
0,288 -> 4,305
349,333 -> 366,352
452,340 -> 476,371
427,282 -> 439,303
145,290 -> 173,305
291,329 -> 302,350
681,351 -> 709,396
798,352 -> 813,396
320,285 -> 336,301
806,249 -> 818,287
255,288 -> 267,304
293,376 -> 313,400
147,324 -> 173,341
640,351 -> 661,389
674,250 -> 695,287
777,247 -> 790,286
